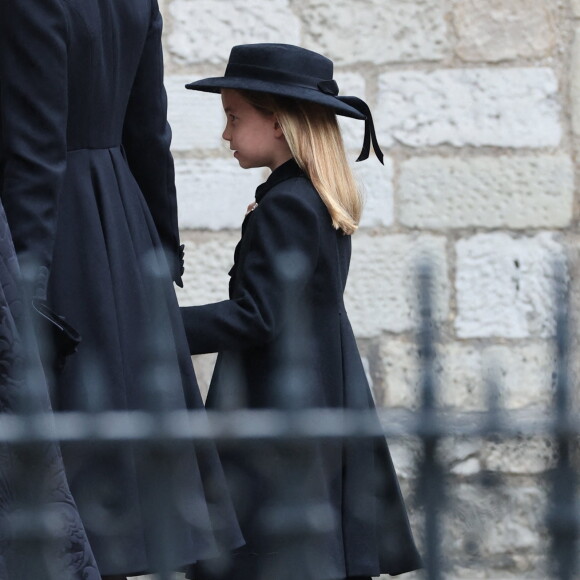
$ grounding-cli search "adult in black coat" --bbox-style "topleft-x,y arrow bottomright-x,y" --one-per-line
182,44 -> 422,580
0,200 -> 99,579
0,0 -> 242,577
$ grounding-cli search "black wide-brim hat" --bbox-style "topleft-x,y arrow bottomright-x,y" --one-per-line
186,43 -> 383,162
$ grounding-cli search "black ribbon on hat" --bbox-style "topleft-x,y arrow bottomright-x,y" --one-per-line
316,80 -> 383,164
338,96 -> 384,164
317,80 -> 339,95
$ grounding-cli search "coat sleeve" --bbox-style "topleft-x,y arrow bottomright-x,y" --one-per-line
122,0 -> 183,286
0,0 -> 68,300
181,187 -> 321,354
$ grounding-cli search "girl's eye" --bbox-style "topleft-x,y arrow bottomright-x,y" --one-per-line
229,114 -> 237,122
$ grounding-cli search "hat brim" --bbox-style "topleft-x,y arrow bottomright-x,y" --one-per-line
185,77 -> 366,120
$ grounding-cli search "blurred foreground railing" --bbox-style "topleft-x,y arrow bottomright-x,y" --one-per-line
1,406 -> 578,579
1,262 -> 578,580
0,406 -> 578,446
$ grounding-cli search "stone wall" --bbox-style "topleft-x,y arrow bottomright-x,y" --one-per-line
158,1 -> 580,578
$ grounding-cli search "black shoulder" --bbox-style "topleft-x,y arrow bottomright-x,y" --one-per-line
266,176 -> 329,220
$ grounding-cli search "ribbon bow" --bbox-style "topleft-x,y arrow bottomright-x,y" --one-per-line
317,79 -> 340,96
316,80 -> 384,164
337,96 -> 384,164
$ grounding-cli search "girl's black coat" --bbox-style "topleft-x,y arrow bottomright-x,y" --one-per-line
0,0 -> 242,574
183,160 -> 422,579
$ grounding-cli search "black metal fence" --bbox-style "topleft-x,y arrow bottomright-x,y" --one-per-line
1,265 -> 579,580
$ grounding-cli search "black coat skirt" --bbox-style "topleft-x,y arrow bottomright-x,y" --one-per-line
0,0 -> 242,575
182,160 -> 422,579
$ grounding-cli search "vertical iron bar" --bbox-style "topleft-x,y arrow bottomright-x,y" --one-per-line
259,249 -> 334,580
139,250 -> 183,580
417,262 -> 444,580
547,262 -> 578,580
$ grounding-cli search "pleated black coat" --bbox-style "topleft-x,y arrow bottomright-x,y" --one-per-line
182,160 -> 422,579
0,0 -> 243,575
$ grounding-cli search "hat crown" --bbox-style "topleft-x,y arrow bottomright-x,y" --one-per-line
185,42 -> 367,121
227,43 -> 333,83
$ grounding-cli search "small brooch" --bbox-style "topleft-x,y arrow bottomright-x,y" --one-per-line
245,201 -> 258,216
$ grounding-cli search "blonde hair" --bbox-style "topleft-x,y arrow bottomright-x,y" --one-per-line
240,90 -> 362,235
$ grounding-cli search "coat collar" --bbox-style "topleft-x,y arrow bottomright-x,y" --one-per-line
255,158 -> 305,203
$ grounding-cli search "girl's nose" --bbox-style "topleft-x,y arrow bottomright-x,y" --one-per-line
222,126 -> 231,141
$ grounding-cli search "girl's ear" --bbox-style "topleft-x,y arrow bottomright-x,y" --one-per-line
273,118 -> 284,138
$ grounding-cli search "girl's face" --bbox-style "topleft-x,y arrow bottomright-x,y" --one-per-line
221,89 -> 292,171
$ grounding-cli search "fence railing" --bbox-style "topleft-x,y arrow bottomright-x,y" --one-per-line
1,265 -> 578,580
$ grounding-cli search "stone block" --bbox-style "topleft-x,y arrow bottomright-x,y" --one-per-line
455,233 -> 565,338
445,483 -> 547,561
444,439 -> 483,464
301,0 -> 449,65
354,158 -> 395,228
485,344 -> 554,410
175,231 -> 239,307
450,457 -> 481,476
565,234 -> 580,400
441,438 -> 484,476
379,338 -> 421,409
380,338 -> 554,410
345,234 -> 449,337
166,0 -> 300,65
191,353 -> 218,401
570,27 -> 580,136
166,75 -> 225,152
483,438 -> 556,474
398,155 -> 574,229
175,158 -> 266,230
573,0 -> 580,17
452,0 -> 556,62
386,439 -> 422,480
376,68 -> 561,148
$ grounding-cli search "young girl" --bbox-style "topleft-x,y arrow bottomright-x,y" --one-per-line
183,43 -> 421,580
